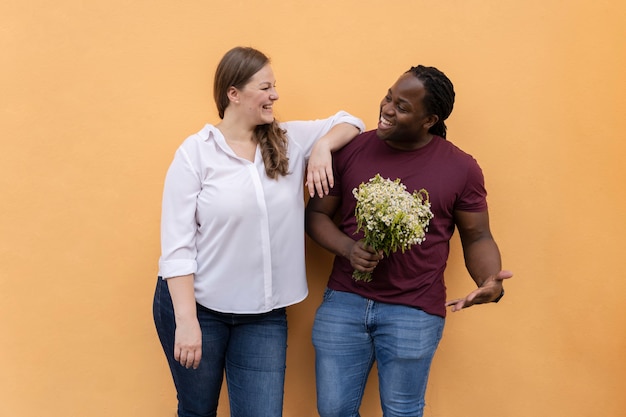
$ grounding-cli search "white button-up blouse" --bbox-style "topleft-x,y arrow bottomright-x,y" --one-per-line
158,111 -> 365,314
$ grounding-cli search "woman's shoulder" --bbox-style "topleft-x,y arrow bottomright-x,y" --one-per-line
176,124 -> 220,149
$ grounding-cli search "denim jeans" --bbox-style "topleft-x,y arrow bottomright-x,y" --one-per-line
153,277 -> 288,417
312,288 -> 445,417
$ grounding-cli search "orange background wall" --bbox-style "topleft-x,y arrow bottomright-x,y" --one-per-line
1,1 -> 625,416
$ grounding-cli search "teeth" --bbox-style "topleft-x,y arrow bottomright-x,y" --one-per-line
380,116 -> 393,126
263,105 -> 273,109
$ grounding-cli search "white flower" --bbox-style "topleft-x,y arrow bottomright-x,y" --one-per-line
352,174 -> 434,282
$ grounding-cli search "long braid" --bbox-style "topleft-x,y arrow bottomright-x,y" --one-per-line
407,65 -> 455,139
254,121 -> 289,179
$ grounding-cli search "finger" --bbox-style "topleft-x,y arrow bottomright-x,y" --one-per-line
174,347 -> 181,362
188,351 -> 197,368
192,350 -> 202,369
351,262 -> 370,272
450,303 -> 465,312
183,351 -> 194,368
309,170 -> 321,197
306,168 -> 325,197
356,248 -> 380,260
320,177 -> 330,196
315,172 -> 328,198
446,300 -> 466,312
306,171 -> 315,197
350,253 -> 378,271
445,298 -> 462,307
496,270 -> 514,281
319,167 -> 331,194
306,180 -> 315,198
325,167 -> 334,190
359,258 -> 379,271
175,346 -> 192,368
177,349 -> 187,367
357,241 -> 380,256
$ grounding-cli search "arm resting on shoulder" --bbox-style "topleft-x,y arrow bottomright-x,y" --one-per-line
445,210 -> 513,312
307,123 -> 361,198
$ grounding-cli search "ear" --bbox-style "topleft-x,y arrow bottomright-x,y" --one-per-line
226,86 -> 239,103
423,114 -> 439,130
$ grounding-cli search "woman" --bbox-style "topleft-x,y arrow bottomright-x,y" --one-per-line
153,46 -> 364,417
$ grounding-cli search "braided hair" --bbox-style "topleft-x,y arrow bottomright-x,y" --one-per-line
407,65 -> 455,139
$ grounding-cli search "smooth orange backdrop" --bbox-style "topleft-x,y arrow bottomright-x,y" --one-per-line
1,1 -> 625,416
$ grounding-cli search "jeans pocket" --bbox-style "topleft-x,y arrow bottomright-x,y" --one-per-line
322,287 -> 335,302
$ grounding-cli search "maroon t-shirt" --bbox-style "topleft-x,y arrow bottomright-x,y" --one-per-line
326,130 -> 488,317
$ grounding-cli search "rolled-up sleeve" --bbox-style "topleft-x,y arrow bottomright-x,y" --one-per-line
158,142 -> 201,279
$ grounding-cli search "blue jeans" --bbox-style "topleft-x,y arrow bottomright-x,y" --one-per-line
153,278 -> 288,417
312,288 -> 445,417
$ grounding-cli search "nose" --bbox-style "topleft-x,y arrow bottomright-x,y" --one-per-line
270,87 -> 279,101
380,100 -> 394,115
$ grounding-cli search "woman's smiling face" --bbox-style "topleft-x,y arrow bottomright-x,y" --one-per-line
236,64 -> 280,126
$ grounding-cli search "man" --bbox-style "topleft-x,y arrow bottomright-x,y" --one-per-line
305,65 -> 513,417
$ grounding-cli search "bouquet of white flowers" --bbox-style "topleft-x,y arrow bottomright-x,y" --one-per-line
352,174 -> 434,282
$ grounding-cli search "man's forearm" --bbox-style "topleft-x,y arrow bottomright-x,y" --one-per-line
463,237 -> 502,286
305,211 -> 354,259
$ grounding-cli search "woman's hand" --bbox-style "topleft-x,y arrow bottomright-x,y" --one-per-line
306,139 -> 333,198
174,316 -> 202,369
166,275 -> 202,369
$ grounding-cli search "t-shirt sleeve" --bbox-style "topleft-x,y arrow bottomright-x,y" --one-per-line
455,157 -> 488,212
